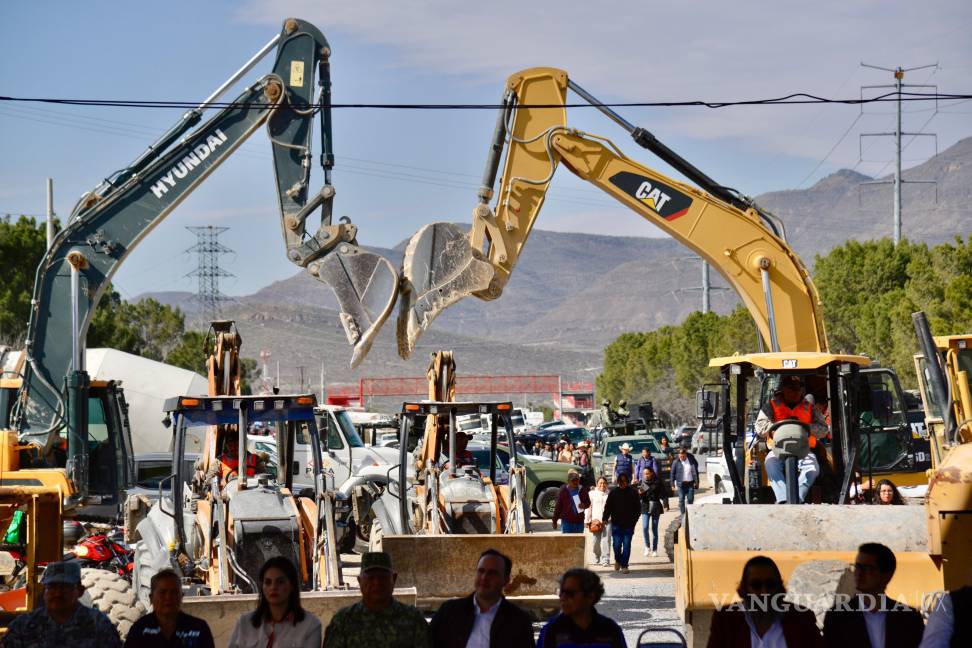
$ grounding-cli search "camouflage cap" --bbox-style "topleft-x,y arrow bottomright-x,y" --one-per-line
41,561 -> 81,585
360,551 -> 393,573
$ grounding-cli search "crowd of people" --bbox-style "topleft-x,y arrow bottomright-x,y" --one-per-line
6,541 -> 966,648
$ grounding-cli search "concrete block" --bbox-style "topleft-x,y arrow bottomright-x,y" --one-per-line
381,533 -> 585,603
183,587 -> 417,646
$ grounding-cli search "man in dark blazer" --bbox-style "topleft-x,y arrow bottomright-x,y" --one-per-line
429,548 -> 535,648
707,555 -> 822,648
823,543 -> 924,648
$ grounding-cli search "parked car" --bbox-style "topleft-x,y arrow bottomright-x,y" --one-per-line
692,425 -> 723,454
593,435 -> 670,484
466,440 -> 583,519
673,424 -> 696,450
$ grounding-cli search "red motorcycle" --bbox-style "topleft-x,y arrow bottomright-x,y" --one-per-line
63,522 -> 134,577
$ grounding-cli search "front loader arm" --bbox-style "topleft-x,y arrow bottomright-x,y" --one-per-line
399,67 -> 827,357
17,19 -> 397,445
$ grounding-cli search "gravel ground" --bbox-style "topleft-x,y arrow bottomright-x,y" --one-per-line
592,509 -> 683,646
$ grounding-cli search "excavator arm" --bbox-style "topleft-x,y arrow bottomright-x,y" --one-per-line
398,67 -> 827,357
15,18 -> 398,448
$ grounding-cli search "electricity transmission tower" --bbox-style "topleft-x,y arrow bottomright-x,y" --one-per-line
186,226 -> 233,321
859,62 -> 939,245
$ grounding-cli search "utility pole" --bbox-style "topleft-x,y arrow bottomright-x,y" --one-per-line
675,257 -> 728,313
859,62 -> 939,245
297,365 -> 306,393
320,360 -> 326,404
45,178 -> 55,250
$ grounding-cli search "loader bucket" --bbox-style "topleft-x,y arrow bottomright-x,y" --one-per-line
182,588 -> 417,645
310,245 -> 399,368
397,222 -> 494,359
379,533 -> 584,613
674,504 -> 942,647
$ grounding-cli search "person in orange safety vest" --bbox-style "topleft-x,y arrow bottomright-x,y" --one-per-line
754,375 -> 829,503
219,435 -> 259,480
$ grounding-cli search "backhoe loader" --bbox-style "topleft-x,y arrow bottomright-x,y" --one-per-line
393,67 -> 969,644
1,16 -> 398,527
366,351 -> 583,613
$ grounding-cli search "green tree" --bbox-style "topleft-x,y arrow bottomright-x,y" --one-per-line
0,216 -> 57,345
164,330 -> 208,375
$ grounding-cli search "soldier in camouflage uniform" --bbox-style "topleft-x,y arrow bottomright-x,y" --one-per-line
3,561 -> 121,648
323,552 -> 430,648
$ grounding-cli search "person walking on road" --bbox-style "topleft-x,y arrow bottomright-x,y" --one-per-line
429,549 -> 535,648
228,556 -> 320,648
553,470 -> 590,533
602,472 -> 640,573
614,443 -> 634,484
634,447 -> 658,482
538,568 -> 626,648
637,467 -> 668,558
125,568 -> 215,648
323,552 -> 430,648
671,447 -> 699,515
2,561 -> 121,648
584,476 -> 612,567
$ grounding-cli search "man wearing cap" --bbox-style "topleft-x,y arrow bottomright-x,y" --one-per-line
323,552 -> 430,648
755,375 -> 828,503
4,560 -> 121,648
613,443 -> 634,484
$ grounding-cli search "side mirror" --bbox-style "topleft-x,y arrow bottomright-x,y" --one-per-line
696,387 -> 720,422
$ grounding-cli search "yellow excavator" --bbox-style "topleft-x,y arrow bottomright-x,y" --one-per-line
392,67 -> 970,644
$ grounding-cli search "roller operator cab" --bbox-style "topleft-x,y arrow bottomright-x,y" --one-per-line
698,352 -> 932,505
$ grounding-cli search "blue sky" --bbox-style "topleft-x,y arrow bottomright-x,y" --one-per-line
2,0 -> 969,299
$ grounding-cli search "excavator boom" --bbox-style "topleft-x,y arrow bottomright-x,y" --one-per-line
15,18 -> 397,456
398,67 -> 827,357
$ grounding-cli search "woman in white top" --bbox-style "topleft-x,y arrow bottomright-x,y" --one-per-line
228,555 -> 322,648
584,476 -> 612,567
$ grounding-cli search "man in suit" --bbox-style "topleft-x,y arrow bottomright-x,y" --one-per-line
707,555 -> 822,648
429,548 -> 535,648
823,542 -> 924,648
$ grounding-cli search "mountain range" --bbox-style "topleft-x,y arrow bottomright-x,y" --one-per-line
141,136 -> 972,392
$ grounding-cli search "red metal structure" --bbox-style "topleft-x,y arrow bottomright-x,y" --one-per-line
325,375 -> 594,408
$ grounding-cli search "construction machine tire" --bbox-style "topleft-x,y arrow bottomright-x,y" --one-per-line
534,486 -> 560,520
368,518 -> 384,552
663,515 -> 682,563
81,568 -> 146,639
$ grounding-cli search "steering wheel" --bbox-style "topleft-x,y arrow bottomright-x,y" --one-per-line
767,418 -> 810,437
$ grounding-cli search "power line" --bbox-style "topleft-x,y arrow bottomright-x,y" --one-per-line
0,91 -> 967,111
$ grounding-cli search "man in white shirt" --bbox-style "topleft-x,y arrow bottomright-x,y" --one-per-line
823,543 -> 924,648
429,549 -> 535,648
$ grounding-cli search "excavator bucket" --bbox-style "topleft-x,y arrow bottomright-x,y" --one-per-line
312,245 -> 400,368
397,222 -> 494,358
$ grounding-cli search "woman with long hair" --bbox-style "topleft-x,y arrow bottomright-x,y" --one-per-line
873,478 -> 905,505
228,556 -> 321,648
